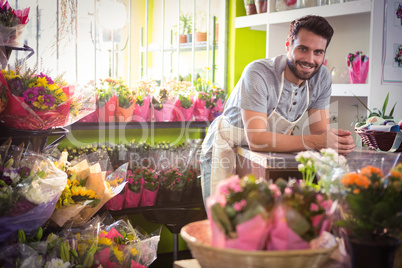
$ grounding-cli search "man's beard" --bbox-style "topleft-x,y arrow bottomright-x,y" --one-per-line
287,59 -> 322,81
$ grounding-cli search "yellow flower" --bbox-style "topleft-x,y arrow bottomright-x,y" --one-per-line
47,83 -> 58,91
36,77 -> 49,87
98,237 -> 112,246
112,246 -> 124,263
130,248 -> 138,256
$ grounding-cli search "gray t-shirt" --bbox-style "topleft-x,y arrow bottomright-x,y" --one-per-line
224,54 -> 332,128
201,54 -> 332,158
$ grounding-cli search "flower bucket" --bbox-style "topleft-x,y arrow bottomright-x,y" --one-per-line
98,94 -> 117,122
140,188 -> 158,207
132,95 -> 151,122
348,236 -> 401,268
153,100 -> 175,122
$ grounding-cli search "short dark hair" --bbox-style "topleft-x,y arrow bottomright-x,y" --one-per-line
288,15 -> 334,49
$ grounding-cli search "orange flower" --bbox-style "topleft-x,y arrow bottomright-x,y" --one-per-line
390,170 -> 402,179
360,165 -> 383,178
341,173 -> 371,189
353,189 -> 360,194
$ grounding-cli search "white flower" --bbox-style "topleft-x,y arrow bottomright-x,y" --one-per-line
298,163 -> 305,172
44,258 -> 70,268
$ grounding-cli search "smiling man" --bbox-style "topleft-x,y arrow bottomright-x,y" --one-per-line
199,15 -> 355,201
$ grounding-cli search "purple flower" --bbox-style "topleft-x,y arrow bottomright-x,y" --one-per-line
1,176 -> 12,185
43,94 -> 55,107
37,72 -> 55,84
22,88 -> 39,104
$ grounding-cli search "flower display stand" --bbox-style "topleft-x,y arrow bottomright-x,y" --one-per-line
0,124 -> 69,153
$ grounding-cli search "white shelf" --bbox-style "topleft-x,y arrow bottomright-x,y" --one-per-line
235,0 -> 372,28
331,84 -> 369,97
235,13 -> 268,30
269,0 -> 372,24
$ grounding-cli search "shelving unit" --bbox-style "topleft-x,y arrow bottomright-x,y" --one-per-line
234,0 -> 372,99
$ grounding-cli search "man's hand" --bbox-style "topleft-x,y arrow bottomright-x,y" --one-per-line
322,129 -> 355,155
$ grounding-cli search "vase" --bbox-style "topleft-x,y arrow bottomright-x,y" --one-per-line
348,236 -> 400,268
195,32 -> 207,42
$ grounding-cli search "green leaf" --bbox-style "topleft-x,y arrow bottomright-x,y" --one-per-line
352,93 -> 372,114
389,102 -> 396,118
381,93 -> 389,116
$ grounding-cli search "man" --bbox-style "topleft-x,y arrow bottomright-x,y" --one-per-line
200,15 -> 355,201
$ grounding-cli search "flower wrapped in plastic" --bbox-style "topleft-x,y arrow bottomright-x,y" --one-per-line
346,51 -> 369,84
150,85 -> 176,122
267,179 -> 334,250
208,86 -> 226,121
0,212 -> 160,268
0,68 -> 96,130
124,167 -> 143,208
138,166 -> 159,207
132,79 -> 155,122
0,1 -> 30,68
170,81 -> 195,121
157,165 -> 187,205
51,150 -> 127,227
193,76 -> 212,121
115,78 -> 136,122
207,174 -> 275,250
96,78 -> 118,122
0,144 -> 67,242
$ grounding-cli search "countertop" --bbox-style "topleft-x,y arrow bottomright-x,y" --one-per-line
236,146 -> 401,170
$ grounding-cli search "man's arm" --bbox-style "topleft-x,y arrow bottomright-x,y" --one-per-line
241,108 -> 355,154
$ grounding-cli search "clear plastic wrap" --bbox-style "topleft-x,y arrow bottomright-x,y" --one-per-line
0,144 -> 67,242
51,150 -> 127,227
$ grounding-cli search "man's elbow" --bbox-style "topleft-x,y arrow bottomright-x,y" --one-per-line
247,133 -> 268,152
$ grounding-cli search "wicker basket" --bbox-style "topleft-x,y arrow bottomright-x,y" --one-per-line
180,220 -> 338,268
355,128 -> 402,152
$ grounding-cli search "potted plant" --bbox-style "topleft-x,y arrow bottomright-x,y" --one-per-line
244,0 -> 257,16
179,13 -> 192,43
337,164 -> 402,268
195,11 -> 207,42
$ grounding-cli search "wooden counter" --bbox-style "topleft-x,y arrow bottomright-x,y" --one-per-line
236,146 -> 402,181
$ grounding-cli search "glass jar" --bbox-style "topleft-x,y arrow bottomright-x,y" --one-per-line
275,0 -> 302,12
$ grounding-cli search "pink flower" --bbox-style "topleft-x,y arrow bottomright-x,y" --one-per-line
310,203 -> 319,211
233,199 -> 247,211
316,194 -> 323,203
269,184 -> 281,199
284,187 -> 292,195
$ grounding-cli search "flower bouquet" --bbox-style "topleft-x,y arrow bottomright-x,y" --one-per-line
0,78 -> 7,113
207,174 -> 275,250
96,78 -> 118,122
138,167 -> 159,207
0,1 -> 30,68
132,79 -> 154,122
115,78 -> 136,122
347,51 -> 369,84
174,91 -> 196,121
267,179 -> 333,250
151,86 -> 175,122
124,168 -> 143,208
0,144 -> 67,242
52,151 -> 127,227
0,212 -> 160,268
209,86 -> 226,121
0,68 -> 95,130
337,164 -> 402,268
193,77 -> 212,121
296,148 -> 347,194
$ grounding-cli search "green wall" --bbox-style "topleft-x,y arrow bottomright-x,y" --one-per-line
227,0 -> 266,94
